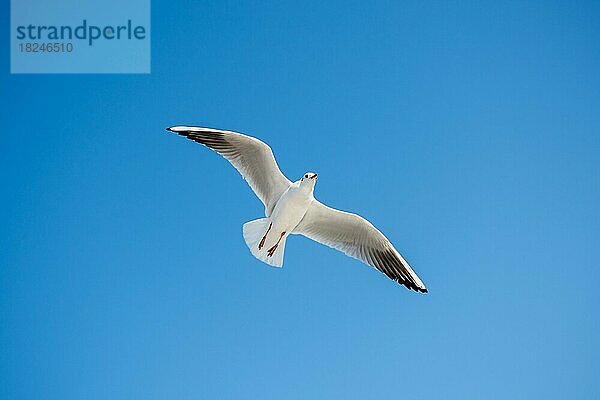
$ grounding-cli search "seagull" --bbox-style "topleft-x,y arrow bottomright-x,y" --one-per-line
166,126 -> 428,293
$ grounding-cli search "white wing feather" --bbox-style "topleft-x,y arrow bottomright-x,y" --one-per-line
294,200 -> 427,292
167,126 -> 291,216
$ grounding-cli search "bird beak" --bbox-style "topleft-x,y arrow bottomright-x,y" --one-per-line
310,173 -> 318,179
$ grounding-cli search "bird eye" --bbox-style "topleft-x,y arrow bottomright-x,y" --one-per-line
305,174 -> 308,178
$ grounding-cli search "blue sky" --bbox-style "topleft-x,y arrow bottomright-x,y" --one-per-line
1,1 -> 599,398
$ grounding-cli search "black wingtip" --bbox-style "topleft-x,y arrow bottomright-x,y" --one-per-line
414,284 -> 428,294
166,127 -> 174,132
406,282 -> 428,294
396,278 -> 428,294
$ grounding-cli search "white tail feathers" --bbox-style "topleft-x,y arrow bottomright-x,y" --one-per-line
242,218 -> 287,267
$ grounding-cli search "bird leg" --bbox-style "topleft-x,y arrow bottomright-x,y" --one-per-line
258,223 -> 272,250
267,231 -> 286,257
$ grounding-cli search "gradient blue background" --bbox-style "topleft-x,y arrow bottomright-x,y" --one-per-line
2,1 -> 599,398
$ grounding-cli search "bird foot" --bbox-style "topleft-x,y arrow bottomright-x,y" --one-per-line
258,223 -> 272,250
266,231 -> 286,257
267,244 -> 278,257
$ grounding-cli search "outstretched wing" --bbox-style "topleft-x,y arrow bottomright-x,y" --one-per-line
167,126 -> 291,215
293,200 -> 427,293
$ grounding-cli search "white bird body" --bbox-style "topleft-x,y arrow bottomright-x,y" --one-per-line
243,176 -> 315,267
269,180 -> 314,241
167,125 -> 428,293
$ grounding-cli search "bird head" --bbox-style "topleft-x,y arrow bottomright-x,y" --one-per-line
300,172 -> 318,189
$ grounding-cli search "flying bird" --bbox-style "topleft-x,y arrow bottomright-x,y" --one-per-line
166,126 -> 427,293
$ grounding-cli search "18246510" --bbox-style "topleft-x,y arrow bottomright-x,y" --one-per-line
19,42 -> 73,53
